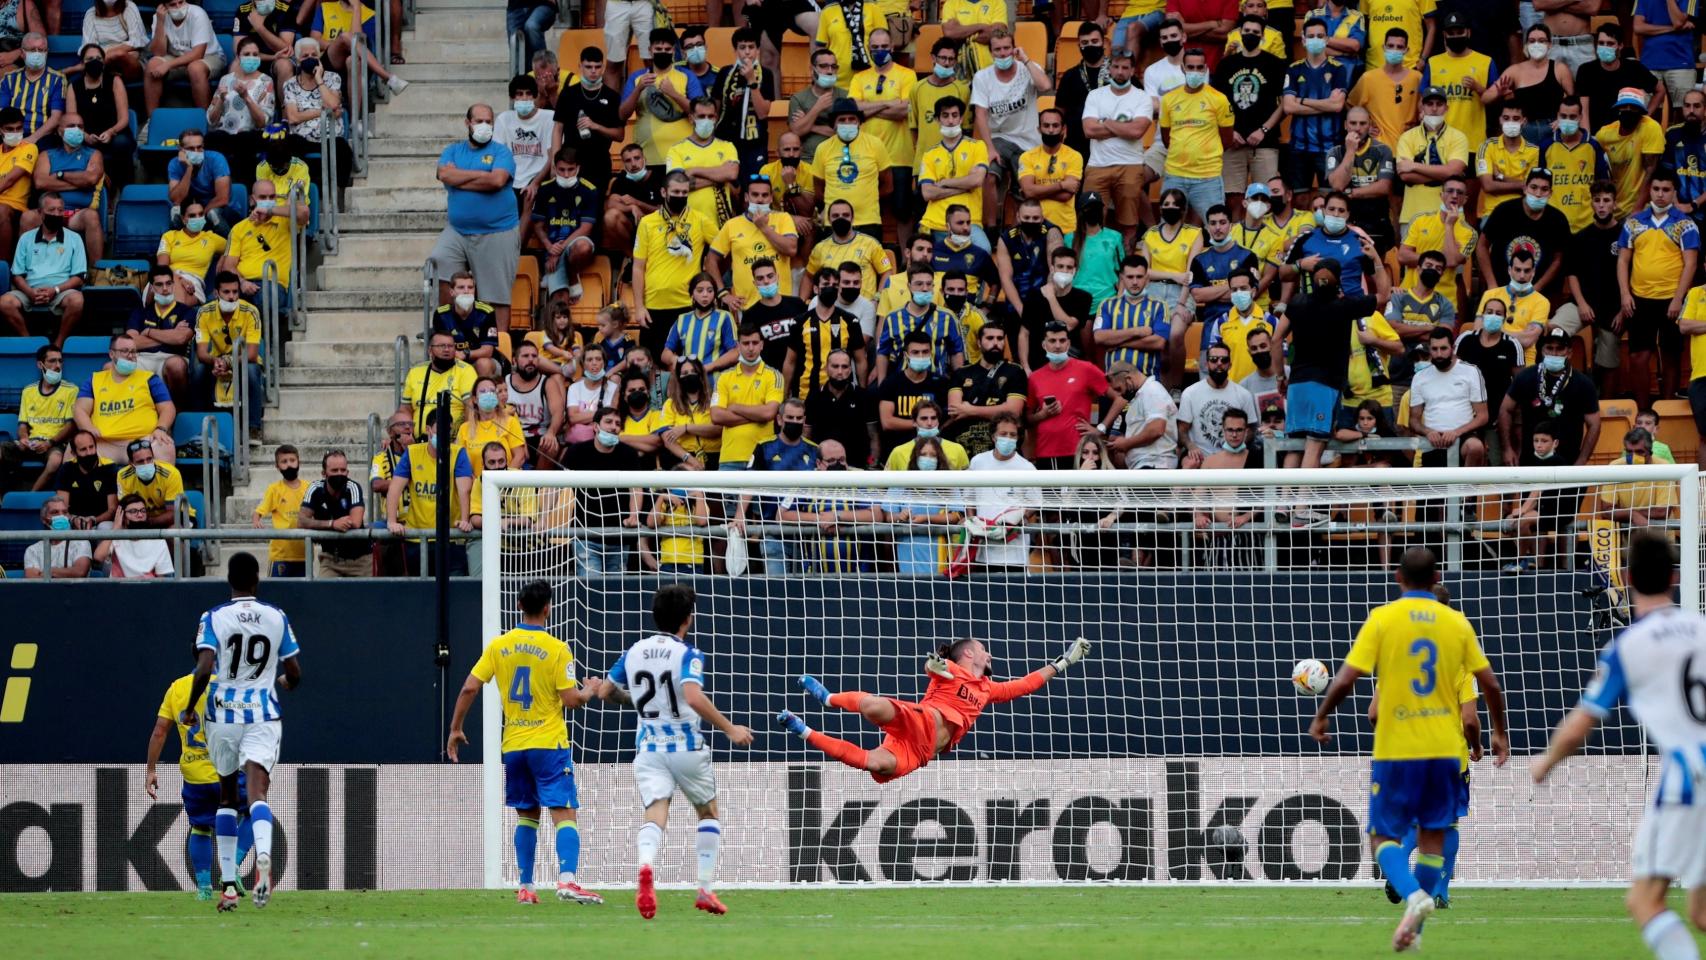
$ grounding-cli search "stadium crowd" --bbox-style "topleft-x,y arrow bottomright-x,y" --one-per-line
2,0 -> 1704,577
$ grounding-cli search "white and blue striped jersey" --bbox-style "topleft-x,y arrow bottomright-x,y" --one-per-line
193,597 -> 300,724
1581,605 -> 1706,807
608,633 -> 707,753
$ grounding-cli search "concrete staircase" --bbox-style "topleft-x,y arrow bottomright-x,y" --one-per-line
214,0 -> 510,559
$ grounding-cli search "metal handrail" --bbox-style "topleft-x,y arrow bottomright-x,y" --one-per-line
420,256 -> 436,358
8,526 -> 477,544
171,493 -> 191,575
233,335 -> 251,484
260,260 -> 281,406
393,334 -> 410,409
375,0 -> 391,103
352,27 -> 370,175
318,123 -> 340,254
198,413 -> 221,526
366,411 -> 382,506
508,29 -> 525,78
281,179 -> 305,334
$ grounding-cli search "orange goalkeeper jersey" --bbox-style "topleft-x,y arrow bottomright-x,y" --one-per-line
921,660 -> 1049,752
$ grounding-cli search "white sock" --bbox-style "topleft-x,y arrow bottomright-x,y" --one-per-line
215,808 -> 238,884
636,822 -> 663,869
250,801 -> 274,860
1644,911 -> 1701,960
696,819 -> 721,891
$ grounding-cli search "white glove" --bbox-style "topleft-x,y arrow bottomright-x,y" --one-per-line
1052,637 -> 1091,673
925,651 -> 953,679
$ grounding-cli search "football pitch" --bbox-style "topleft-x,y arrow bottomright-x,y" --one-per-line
2,887 -> 1696,959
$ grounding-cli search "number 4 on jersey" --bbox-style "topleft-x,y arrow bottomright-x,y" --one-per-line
509,666 -> 533,711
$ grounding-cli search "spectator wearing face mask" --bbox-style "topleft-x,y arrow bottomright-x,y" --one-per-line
386,413 -> 474,576
917,97 -> 991,253
205,36 -> 276,186
76,333 -> 177,464
1105,359 -> 1179,470
946,324 -> 1026,458
886,435 -> 958,576
616,369 -> 664,466
1179,342 -> 1257,468
1452,299 -> 1522,454
24,498 -> 92,579
28,113 -> 106,261
1502,420 -> 1568,573
432,271 -> 501,380
117,437 -> 188,528
252,443 -> 307,577
233,0 -> 299,84
805,197 -> 894,302
777,439 -> 884,573
878,329 -> 951,459
458,376 -> 527,470
297,450 -> 367,578
54,431 -> 116,531
562,405 -> 646,575
0,344 -> 75,491
957,412 -> 1038,573
195,271 -> 266,438
70,44 -> 135,190
786,264 -> 866,395
1408,326 -> 1490,468
1498,325 -> 1601,467
711,323 -> 784,470
220,176 -> 298,311
658,358 -> 720,469
732,397 -> 818,571
280,42 -> 351,184
404,331 -> 479,438
496,74 -> 555,216
166,129 -> 234,233
368,412 -> 413,574
803,349 -> 877,467
1594,427 -> 1676,529
432,104 -> 521,339
884,399 -> 969,471
1027,321 -> 1111,469
95,494 -> 175,577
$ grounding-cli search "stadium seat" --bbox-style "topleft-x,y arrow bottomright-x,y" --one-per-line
60,0 -> 96,34
1600,398 -> 1638,431
1,490 -> 55,512
1650,399 -> 1697,464
174,412 -> 234,488
705,27 -> 737,67
663,0 -> 708,28
572,257 -> 612,330
0,412 -> 16,442
46,35 -> 83,73
557,29 -> 605,70
227,182 -> 250,221
1014,23 -> 1048,70
113,184 -> 174,259
1055,21 -> 1084,78
0,486 -> 42,568
140,108 -> 209,156
0,337 -> 49,413
780,34 -> 814,95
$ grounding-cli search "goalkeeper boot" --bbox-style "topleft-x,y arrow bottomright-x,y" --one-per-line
252,854 -> 272,909
797,675 -> 830,705
695,890 -> 728,916
516,888 -> 540,905
217,882 -> 240,913
636,865 -> 657,920
557,880 -> 604,905
1393,889 -> 1435,952
777,710 -> 809,737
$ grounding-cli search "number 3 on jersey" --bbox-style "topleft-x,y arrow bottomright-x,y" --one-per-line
509,666 -> 533,711
1410,638 -> 1438,695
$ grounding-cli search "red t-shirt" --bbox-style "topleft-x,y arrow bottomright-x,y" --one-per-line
1026,358 -> 1109,459
1164,0 -> 1238,68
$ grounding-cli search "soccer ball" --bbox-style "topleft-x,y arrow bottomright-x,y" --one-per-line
1291,659 -> 1330,696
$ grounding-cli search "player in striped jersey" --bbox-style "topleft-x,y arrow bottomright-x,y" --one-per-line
593,584 -> 753,919
1535,532 -> 1706,960
183,552 -> 301,912
447,579 -> 602,905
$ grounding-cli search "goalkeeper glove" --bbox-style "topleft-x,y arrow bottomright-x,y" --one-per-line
925,651 -> 953,679
1052,637 -> 1091,673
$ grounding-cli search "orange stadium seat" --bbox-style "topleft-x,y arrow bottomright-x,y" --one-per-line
1055,21 -> 1083,77
558,29 -> 605,68
781,34 -> 814,95
512,256 -> 542,332
1650,399 -> 1698,464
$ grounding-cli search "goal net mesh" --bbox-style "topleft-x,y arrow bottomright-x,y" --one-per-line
480,467 -> 1696,887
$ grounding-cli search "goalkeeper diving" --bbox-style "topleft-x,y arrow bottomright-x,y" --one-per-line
778,636 -> 1092,782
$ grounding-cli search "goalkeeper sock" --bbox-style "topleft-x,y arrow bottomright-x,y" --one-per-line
636,822 -> 663,868
1376,841 -> 1420,902
1413,852 -> 1444,910
696,819 -> 721,892
515,818 -> 539,887
1436,826 -> 1460,899
807,730 -> 870,771
215,808 -> 239,884
249,801 -> 274,861
827,691 -> 868,715
188,828 -> 214,888
556,820 -> 580,882
1643,910 -> 1701,960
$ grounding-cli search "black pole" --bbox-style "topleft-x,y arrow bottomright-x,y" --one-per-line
434,389 -> 451,670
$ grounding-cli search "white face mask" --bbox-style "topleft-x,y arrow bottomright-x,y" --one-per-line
1502,120 -> 1523,139
1245,199 -> 1269,219
1526,41 -> 1549,61
555,175 -> 577,188
469,121 -> 494,144
454,293 -> 476,312
1052,271 -> 1074,288
1421,113 -> 1444,131
218,298 -> 238,314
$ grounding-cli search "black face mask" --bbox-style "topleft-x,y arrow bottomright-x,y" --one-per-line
665,195 -> 688,215
41,214 -> 63,232
1269,194 -> 1287,214
1079,44 -> 1103,65
1021,221 -> 1045,238
781,420 -> 805,441
828,375 -> 853,390
1207,367 -> 1228,385
1419,267 -> 1442,290
84,58 -> 104,80
1161,39 -> 1183,57
266,149 -> 290,170
280,467 -> 299,481
1241,32 -> 1261,51
945,293 -> 968,313
780,155 -> 800,168
1040,131 -> 1063,148
327,475 -> 348,494
1431,356 -> 1453,371
1619,111 -> 1642,130
1160,205 -> 1184,225
1313,280 -> 1339,298
1252,351 -> 1272,370
1687,119 -> 1704,137
299,57 -> 319,76
627,390 -> 649,410
431,356 -> 455,372
1444,35 -> 1468,54
679,373 -> 703,392
838,285 -> 859,303
653,51 -> 673,71
831,217 -> 853,237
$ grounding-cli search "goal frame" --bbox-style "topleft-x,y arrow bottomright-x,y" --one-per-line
478,464 -> 1702,889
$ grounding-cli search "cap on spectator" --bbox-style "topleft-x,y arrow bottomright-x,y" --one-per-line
1539,325 -> 1571,348
1261,401 -> 1284,419
262,122 -> 287,141
1420,86 -> 1448,103
1615,88 -> 1648,111
1441,10 -> 1467,29
831,97 -> 860,118
1245,182 -> 1271,199
1080,190 -> 1104,209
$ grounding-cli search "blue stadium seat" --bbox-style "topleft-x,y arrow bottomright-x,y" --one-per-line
46,36 -> 83,73
140,108 -> 208,155
0,490 -> 46,568
61,335 -> 110,357
227,182 -> 248,220
81,286 -> 142,334
0,413 -> 17,442
174,412 -> 233,478
1,491 -> 55,512
113,184 -> 173,258
60,0 -> 96,34
204,0 -> 244,30
0,338 -> 48,413
62,336 -> 111,387
305,182 -> 320,240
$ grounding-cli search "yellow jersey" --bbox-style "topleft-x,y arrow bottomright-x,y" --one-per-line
659,399 -> 720,456
1348,67 -> 1422,147
157,674 -> 218,784
634,67 -> 695,166
1399,211 -> 1476,292
816,3 -> 870,87
1231,220 -> 1286,307
633,206 -> 715,311
18,380 -> 77,440
1346,591 -> 1491,761
315,0 -> 373,41
656,495 -> 706,566
401,360 -> 478,436
1621,207 -> 1701,302
225,215 -> 292,281
909,78 -> 973,160
1223,26 -> 1289,59
1018,144 -> 1083,235
458,415 -> 526,476
917,135 -> 990,233
118,461 -> 188,516
471,623 -> 577,753
256,479 -> 306,563
396,440 -> 471,535
468,477 -> 539,521
1686,286 -> 1706,380
195,300 -> 263,359
711,212 -> 800,307
157,229 -> 227,279
1139,223 -> 1203,280
1421,51 -> 1494,146
884,437 -> 970,471
1364,0 -> 1435,70
804,232 -> 894,299
1543,136 -> 1608,231
956,306 -> 991,365
848,65 -> 917,167
255,156 -> 312,208
1345,311 -> 1400,407
760,157 -> 817,205
1218,307 -> 1274,382
0,142 -> 37,211
811,131 -> 891,226
84,368 -> 170,442
1596,115 -> 1666,220
1475,136 -> 1540,217
1475,287 -> 1550,364
939,0 -> 1008,73
1159,86 -> 1233,179
664,136 -> 739,226
1393,124 -> 1470,226
712,361 -> 784,466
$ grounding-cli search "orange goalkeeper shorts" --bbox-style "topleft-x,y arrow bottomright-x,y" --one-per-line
873,699 -> 938,784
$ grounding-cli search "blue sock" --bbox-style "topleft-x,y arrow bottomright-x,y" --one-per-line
515,818 -> 539,886
236,815 -> 254,870
1399,826 -> 1418,863
188,828 -> 214,888
1414,852 -> 1444,910
1377,841 -> 1421,901
1436,826 -> 1460,899
556,820 -> 581,879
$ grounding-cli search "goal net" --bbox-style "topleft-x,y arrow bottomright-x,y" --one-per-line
478,464 -> 1701,888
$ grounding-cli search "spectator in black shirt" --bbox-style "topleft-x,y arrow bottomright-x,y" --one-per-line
1273,254 -> 1382,471
1557,179 -> 1625,389
1214,14 -> 1288,216
709,28 -> 771,184
603,143 -> 661,262
1054,21 -> 1110,159
1476,167 -> 1570,294
1452,299 -> 1523,458
1572,24 -> 1659,132
562,406 -> 646,575
745,266 -> 811,371
1499,326 -> 1603,466
803,349 -> 878,466
947,323 -> 1028,456
995,199 -> 1057,327
1019,246 -> 1094,370
296,449 -> 368,577
877,330 -> 950,457
431,271 -> 502,378
554,47 -> 623,194
55,430 -> 118,530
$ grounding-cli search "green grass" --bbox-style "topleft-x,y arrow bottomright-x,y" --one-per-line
0,887 -> 1696,959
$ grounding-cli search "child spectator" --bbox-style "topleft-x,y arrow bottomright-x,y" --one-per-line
252,444 -> 306,577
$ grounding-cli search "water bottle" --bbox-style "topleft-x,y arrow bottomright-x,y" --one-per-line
578,109 -> 590,140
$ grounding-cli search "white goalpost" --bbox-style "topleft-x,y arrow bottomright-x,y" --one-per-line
478,465 -> 1701,889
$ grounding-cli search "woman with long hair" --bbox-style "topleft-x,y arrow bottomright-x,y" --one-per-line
658,358 -> 721,469
1135,188 -> 1203,315
457,376 -> 527,469
886,436 -> 958,576
564,340 -> 618,445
